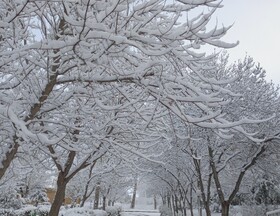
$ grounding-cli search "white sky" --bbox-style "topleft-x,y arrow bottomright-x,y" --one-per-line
214,0 -> 280,84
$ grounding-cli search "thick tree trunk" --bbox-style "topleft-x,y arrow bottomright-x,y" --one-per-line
221,201 -> 230,216
205,206 -> 211,216
49,173 -> 67,216
189,205 -> 194,216
0,141 -> 19,180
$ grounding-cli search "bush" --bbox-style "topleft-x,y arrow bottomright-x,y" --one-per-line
159,205 -> 172,216
93,210 -> 108,216
241,204 -> 267,216
0,206 -> 111,216
0,205 -> 49,216
59,207 -> 108,216
0,209 -> 15,216
15,205 -> 49,216
105,205 -> 122,216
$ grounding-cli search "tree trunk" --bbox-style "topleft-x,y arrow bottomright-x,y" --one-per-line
192,152 -> 212,216
153,195 -> 157,210
189,184 -> 194,216
80,185 -> 95,207
167,194 -> 171,208
48,173 -> 67,216
108,200 -> 112,206
0,141 -> 19,180
80,195 -> 86,207
205,206 -> 211,216
171,195 -> 176,216
197,198 -> 202,216
221,201 -> 230,216
102,196 -> 106,210
161,195 -> 166,206
189,204 -> 194,216
94,183 -> 101,209
130,181 -> 137,209
175,194 -> 179,215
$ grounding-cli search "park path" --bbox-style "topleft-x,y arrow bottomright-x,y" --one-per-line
121,209 -> 224,216
121,209 -> 160,216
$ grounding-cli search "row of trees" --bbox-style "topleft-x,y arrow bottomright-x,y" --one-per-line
0,0 -> 279,216
143,56 -> 280,216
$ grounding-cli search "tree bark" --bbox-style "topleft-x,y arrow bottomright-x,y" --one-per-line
130,180 -> 137,209
48,172 -> 67,216
189,185 -> 194,216
108,200 -> 112,206
192,152 -> 211,216
171,195 -> 176,216
94,183 -> 101,209
221,201 -> 230,216
153,194 -> 157,210
0,140 -> 19,179
167,194 -> 171,208
102,196 -> 106,210
0,19 -> 63,181
0,72 -> 59,181
80,164 -> 96,207
47,146 -> 97,215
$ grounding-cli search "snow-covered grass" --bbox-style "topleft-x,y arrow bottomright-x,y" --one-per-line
60,207 -> 107,216
2,203 -> 277,216
0,205 -> 107,216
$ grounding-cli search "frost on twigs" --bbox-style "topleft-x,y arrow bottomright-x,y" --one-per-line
0,0 -> 271,194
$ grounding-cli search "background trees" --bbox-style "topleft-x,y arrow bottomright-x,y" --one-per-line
145,55 -> 280,216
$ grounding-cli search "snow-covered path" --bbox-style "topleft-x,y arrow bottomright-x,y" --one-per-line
121,211 -> 160,216
121,209 -> 223,216
120,203 -> 225,216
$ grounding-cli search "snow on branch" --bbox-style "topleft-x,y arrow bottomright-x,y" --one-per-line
4,104 -> 65,146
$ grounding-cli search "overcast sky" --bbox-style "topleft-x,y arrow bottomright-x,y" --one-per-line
212,0 -> 280,84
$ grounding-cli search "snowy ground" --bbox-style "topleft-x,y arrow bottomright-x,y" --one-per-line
121,204 -> 224,216
121,210 -> 223,216
122,212 -> 160,216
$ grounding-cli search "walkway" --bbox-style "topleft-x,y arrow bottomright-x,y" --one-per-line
122,209 -> 160,216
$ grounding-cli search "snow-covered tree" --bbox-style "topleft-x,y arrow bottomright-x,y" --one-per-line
0,1 -> 272,215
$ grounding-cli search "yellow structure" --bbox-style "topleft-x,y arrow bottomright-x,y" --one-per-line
46,188 -> 76,205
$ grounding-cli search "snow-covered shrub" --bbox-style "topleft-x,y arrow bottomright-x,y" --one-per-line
241,204 -> 267,216
105,205 -> 122,216
14,205 -> 49,216
93,210 -> 108,216
228,206 -> 242,216
211,203 -> 221,213
0,209 -> 15,216
28,187 -> 49,206
159,205 -> 172,216
34,206 -> 49,216
0,186 -> 22,209
59,207 -> 107,216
